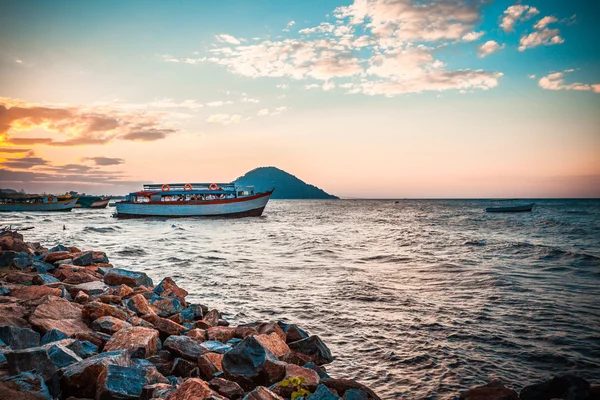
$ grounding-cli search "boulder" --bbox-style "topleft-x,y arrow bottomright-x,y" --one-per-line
285,364 -> 320,389
0,371 -> 52,399
45,342 -> 83,368
104,327 -> 160,358
304,362 -> 330,379
243,386 -> 285,400
207,326 -> 236,343
92,316 -> 132,335
0,326 -> 40,349
0,235 -> 32,253
125,294 -> 155,316
131,358 -> 170,385
73,331 -> 109,349
255,333 -> 291,358
458,381 -> 518,400
235,325 -> 260,339
181,304 -> 204,321
43,251 -> 72,264
288,336 -> 333,365
71,251 -> 93,266
222,336 -> 286,389
165,378 -> 214,400
5,347 -> 56,381
10,285 -> 62,301
32,260 -> 55,274
170,357 -> 199,378
40,329 -> 68,345
308,384 -> 342,399
343,389 -> 369,400
141,383 -> 174,400
201,309 -> 220,328
519,375 -> 591,400
198,352 -> 223,379
320,379 -> 380,400
146,350 -> 174,376
47,244 -> 70,253
32,274 -> 61,285
92,251 -> 109,264
60,350 -> 131,398
187,328 -> 207,342
0,303 -> 31,328
142,313 -> 186,338
5,272 -> 36,284
163,335 -> 208,361
256,323 -> 286,343
278,322 -> 310,343
116,284 -> 134,297
74,291 -> 89,304
0,250 -> 17,268
201,340 -> 232,354
61,271 -> 100,285
30,296 -> 93,336
82,301 -> 129,322
70,280 -> 109,296
11,252 -> 34,269
104,268 -> 153,288
154,277 -> 189,305
152,297 -> 184,318
210,377 -> 244,399
96,364 -> 147,400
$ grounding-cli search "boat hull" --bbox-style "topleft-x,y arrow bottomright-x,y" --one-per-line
485,204 -> 534,213
115,191 -> 272,218
0,199 -> 78,212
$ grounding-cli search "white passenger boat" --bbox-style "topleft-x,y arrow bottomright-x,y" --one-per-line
115,183 -> 273,218
0,194 -> 78,212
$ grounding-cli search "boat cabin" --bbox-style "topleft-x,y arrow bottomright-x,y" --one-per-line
125,183 -> 257,203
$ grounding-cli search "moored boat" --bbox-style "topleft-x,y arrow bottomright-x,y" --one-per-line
0,194 -> 78,212
75,195 -> 111,209
115,183 -> 273,218
485,202 -> 535,213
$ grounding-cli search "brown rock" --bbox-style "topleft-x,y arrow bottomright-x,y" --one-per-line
166,378 -> 214,400
207,326 -> 236,343
126,293 -> 155,316
171,358 -> 199,378
0,381 -> 48,400
99,295 -> 122,304
186,328 -> 207,342
284,364 -> 320,389
198,352 -> 223,380
92,316 -> 132,335
143,313 -> 186,338
82,301 -> 129,322
43,251 -> 72,263
458,381 -> 518,400
168,313 -> 183,324
68,246 -> 81,253
5,272 -> 36,284
255,333 -> 291,358
0,235 -> 32,253
210,377 -> 244,400
116,284 -> 134,297
202,309 -> 220,327
141,383 -> 174,400
29,296 -> 93,336
128,315 -> 156,329
92,251 -> 109,264
9,285 -> 62,301
321,378 -> 381,400
73,331 -> 110,349
0,303 -> 30,328
104,326 -> 160,358
154,277 -> 189,305
63,271 -> 100,284
74,291 -> 89,304
235,325 -> 259,339
244,386 -> 285,400
256,322 -> 286,343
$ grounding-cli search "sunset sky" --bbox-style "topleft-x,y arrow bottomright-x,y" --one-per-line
1,0 -> 599,198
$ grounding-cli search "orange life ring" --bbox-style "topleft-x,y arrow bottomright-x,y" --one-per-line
48,196 -> 54,203
209,183 -> 218,191
162,184 -> 171,192
184,183 -> 193,191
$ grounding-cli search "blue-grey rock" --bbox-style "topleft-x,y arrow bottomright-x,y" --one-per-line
56,258 -> 73,265
0,286 -> 10,296
343,389 -> 369,400
47,244 -> 70,253
201,340 -> 232,354
222,336 -> 286,389
41,329 -> 69,345
288,336 -> 333,365
227,338 -> 243,347
97,364 -> 147,399
97,266 -> 112,275
32,273 -> 61,285
1,371 -> 52,399
180,304 -> 204,321
151,296 -> 184,317
308,384 -> 342,399
167,375 -> 182,386
76,340 -> 99,358
46,343 -> 82,368
33,260 -> 55,273
0,250 -> 17,268
304,362 -> 330,379
278,321 -> 310,343
104,268 -> 153,288
72,251 -> 93,266
58,285 -> 72,301
11,252 -> 34,270
163,335 -> 207,361
0,326 -> 40,350
5,347 -> 56,380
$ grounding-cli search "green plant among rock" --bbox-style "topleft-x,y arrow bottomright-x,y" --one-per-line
279,376 -> 311,399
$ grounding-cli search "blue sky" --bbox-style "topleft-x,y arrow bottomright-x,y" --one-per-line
1,0 -> 599,197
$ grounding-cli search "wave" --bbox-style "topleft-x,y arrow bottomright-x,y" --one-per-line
464,239 -> 487,246
83,226 -> 119,233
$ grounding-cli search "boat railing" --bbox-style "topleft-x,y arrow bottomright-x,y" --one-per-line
143,183 -> 242,191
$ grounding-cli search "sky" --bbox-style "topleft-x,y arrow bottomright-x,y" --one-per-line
0,0 -> 599,198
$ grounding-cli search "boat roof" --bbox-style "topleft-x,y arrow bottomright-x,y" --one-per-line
143,183 -> 240,190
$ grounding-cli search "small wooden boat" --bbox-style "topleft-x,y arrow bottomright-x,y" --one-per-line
75,196 -> 111,209
0,194 -> 78,212
115,183 -> 273,218
485,202 -> 534,213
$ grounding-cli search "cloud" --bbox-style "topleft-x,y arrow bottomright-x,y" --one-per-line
256,107 -> 289,116
206,100 -> 234,107
0,147 -> 31,154
0,157 -> 48,169
534,16 -> 558,30
462,31 -> 484,42
478,41 -> 504,58
215,34 -> 242,45
82,157 -> 125,166
206,114 -> 241,125
518,28 -> 564,51
500,5 -> 539,32
323,81 -> 335,91
241,96 -> 259,103
257,109 -> 269,116
276,84 -> 289,89
0,98 -> 179,147
538,70 -> 600,93
304,84 -> 320,90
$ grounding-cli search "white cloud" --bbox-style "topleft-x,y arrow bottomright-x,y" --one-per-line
462,31 -> 484,42
206,100 -> 234,107
257,106 -> 289,116
478,41 -> 504,58
304,84 -> 320,90
518,28 -> 564,51
534,16 -> 558,30
257,109 -> 269,116
538,70 -> 600,93
276,83 -> 289,89
287,21 -> 295,28
529,74 -> 536,79
215,34 -> 242,45
206,114 -> 241,124
500,5 -> 539,32
323,81 -> 335,91
241,96 -> 259,103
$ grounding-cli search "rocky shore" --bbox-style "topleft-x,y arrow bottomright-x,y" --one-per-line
0,228 -> 598,400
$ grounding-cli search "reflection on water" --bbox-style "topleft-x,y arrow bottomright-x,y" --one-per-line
3,199 -> 600,399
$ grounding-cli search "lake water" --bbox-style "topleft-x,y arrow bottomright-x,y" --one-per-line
2,199 -> 600,399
